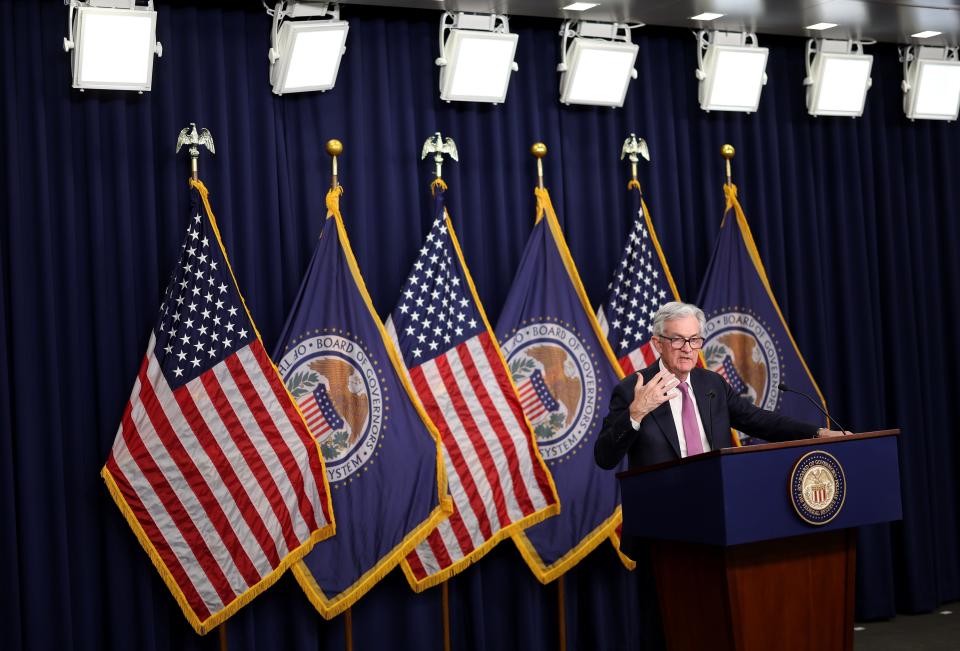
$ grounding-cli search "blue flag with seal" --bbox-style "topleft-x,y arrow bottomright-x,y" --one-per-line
696,183 -> 828,443
496,187 -> 630,582
275,187 -> 451,618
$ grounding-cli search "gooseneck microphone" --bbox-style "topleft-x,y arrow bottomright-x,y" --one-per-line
706,390 -> 716,446
777,382 -> 850,434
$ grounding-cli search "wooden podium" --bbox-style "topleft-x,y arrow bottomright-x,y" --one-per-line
617,430 -> 902,651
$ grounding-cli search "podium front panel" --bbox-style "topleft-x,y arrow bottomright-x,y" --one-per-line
620,432 -> 902,546
721,433 -> 901,545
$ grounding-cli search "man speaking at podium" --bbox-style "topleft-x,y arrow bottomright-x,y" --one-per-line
595,302 -> 845,470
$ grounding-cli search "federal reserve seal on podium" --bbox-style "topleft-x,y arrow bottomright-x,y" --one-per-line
790,450 -> 846,525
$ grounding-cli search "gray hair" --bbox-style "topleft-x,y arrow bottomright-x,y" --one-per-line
651,302 -> 707,338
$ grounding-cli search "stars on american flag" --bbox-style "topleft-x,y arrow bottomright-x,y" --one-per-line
606,216 -> 671,352
393,219 -> 482,367
155,210 -> 249,386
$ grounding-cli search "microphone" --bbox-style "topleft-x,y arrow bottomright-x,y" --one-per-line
777,382 -> 850,434
706,390 -> 716,446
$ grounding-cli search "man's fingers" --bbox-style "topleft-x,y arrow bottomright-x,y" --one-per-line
660,376 -> 679,401
655,373 -> 678,393
633,372 -> 646,393
639,377 -> 659,395
635,370 -> 678,401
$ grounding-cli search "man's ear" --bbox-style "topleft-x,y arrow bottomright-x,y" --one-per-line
650,335 -> 662,356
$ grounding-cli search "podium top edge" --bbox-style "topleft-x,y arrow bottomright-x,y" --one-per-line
616,429 -> 900,479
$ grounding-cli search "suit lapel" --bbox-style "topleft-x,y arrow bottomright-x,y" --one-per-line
641,364 -> 682,457
651,402 -> 681,458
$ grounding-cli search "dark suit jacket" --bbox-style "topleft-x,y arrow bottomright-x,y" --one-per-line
595,365 -> 819,470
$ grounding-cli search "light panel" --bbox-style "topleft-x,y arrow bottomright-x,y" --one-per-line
906,58 -> 960,121
68,6 -> 160,91
270,20 -> 349,94
440,30 -> 518,103
560,39 -> 638,106
563,2 -> 599,10
699,45 -> 769,112
807,52 -> 873,117
690,13 -> 724,21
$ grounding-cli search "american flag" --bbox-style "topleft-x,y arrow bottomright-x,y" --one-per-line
297,383 -> 344,438
717,355 -> 748,395
516,369 -> 559,422
101,182 -> 334,634
391,191 -> 557,588
597,193 -> 678,375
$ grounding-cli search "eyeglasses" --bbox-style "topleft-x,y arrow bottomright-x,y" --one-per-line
658,335 -> 705,350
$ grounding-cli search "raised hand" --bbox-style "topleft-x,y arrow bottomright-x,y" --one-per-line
628,369 -> 679,423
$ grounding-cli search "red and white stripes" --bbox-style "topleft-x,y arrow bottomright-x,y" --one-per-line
106,334 -> 330,623
516,375 -> 550,421
404,331 -> 555,580
618,341 -> 658,375
297,394 -> 335,437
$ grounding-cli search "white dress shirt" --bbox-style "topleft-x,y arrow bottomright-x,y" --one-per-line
631,360 -> 711,457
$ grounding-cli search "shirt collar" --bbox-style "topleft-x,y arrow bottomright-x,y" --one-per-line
658,358 -> 692,389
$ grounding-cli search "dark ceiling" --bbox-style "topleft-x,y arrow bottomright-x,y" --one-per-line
341,0 -> 960,46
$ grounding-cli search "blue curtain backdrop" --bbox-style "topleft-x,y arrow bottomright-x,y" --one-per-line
2,0 -> 959,649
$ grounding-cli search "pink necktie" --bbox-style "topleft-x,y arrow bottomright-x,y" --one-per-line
677,382 -> 704,456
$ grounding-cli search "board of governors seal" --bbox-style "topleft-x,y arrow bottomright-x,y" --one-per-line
703,310 -> 782,411
278,332 -> 385,484
500,320 -> 600,462
789,450 -> 846,525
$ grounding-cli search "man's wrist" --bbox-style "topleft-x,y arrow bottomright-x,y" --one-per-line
629,407 -> 647,424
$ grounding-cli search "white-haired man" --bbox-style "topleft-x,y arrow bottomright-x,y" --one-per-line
595,301 -> 845,470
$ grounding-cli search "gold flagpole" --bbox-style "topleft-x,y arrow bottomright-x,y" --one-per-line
420,132 -> 458,651
719,143 -> 744,447
557,576 -> 567,651
721,144 -> 735,186
176,123 -> 223,649
327,139 -> 342,190
442,582 -> 451,651
531,142 -> 547,190
531,141 -> 566,651
344,609 -> 354,651
326,138 -> 354,651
